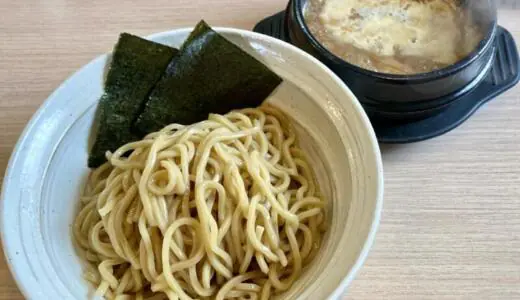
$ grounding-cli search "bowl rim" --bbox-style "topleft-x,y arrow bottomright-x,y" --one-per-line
0,26 -> 384,300
292,0 -> 498,82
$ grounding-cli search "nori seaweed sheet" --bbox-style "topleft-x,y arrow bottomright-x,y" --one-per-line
88,33 -> 178,168
134,20 -> 283,134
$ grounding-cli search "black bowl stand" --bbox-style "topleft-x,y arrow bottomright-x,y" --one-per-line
254,12 -> 520,143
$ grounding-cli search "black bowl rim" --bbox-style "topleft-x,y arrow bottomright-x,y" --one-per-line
292,0 -> 498,82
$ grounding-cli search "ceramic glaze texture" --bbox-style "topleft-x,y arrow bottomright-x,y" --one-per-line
1,28 -> 383,300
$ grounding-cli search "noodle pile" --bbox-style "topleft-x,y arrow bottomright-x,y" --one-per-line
73,105 -> 327,300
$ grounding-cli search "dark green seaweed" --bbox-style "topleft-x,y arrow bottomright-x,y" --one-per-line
88,33 -> 178,168
134,20 -> 283,134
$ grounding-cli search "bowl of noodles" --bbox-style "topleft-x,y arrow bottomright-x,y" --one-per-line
1,22 -> 383,300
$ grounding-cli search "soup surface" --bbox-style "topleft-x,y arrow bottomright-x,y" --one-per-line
304,0 -> 484,74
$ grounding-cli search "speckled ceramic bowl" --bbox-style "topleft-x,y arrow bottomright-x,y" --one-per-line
1,27 -> 383,299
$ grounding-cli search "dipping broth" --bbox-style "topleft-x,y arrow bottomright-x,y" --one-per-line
304,0 -> 484,75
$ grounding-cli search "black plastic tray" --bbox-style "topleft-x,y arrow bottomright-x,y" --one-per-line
254,12 -> 520,143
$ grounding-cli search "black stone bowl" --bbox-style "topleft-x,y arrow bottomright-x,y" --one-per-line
285,0 -> 498,121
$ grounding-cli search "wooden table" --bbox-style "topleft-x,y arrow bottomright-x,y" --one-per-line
1,1 -> 519,299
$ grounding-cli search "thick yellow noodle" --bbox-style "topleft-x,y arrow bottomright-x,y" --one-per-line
73,105 -> 327,300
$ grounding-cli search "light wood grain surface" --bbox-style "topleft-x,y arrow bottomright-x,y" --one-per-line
1,1 -> 519,299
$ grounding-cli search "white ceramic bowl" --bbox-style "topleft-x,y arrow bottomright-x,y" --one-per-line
1,27 -> 383,300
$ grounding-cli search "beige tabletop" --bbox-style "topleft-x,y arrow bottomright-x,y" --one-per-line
1,1 -> 520,299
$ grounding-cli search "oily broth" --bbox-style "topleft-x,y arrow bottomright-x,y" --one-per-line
304,0 -> 484,75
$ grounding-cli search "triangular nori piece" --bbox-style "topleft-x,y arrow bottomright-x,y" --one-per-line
134,20 -> 283,134
88,33 -> 178,168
